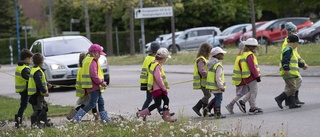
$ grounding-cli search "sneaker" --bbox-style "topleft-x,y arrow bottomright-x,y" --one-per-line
0,121 -> 6,127
236,100 -> 246,113
225,105 -> 234,114
248,107 -> 263,115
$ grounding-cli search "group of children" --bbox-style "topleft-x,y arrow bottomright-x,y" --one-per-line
2,22 -> 307,127
191,22 -> 307,118
13,49 -> 53,128
9,44 -> 110,129
137,42 -> 176,122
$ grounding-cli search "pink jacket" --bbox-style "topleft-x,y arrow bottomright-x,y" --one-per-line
152,61 -> 167,92
87,58 -> 104,93
239,54 -> 260,85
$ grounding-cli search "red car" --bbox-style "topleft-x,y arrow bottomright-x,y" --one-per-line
223,21 -> 268,46
242,17 -> 313,45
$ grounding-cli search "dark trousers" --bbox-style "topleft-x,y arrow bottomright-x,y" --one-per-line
142,90 -> 162,112
17,91 -> 30,117
148,93 -> 169,112
76,104 -> 97,113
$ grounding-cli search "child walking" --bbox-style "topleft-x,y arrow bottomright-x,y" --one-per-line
192,43 -> 212,116
137,48 -> 176,122
14,49 -> 33,128
73,44 -> 109,123
236,38 -> 263,115
225,42 -> 250,114
203,47 -> 227,118
66,52 -> 99,121
275,34 -> 303,109
28,53 -> 53,128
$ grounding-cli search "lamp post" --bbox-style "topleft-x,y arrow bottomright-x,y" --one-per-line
70,18 -> 80,32
22,26 -> 33,49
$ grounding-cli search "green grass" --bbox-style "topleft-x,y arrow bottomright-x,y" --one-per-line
0,95 -> 73,121
108,43 -> 320,66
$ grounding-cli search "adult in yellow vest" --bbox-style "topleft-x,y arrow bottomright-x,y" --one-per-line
66,52 -> 99,121
137,48 -> 176,122
14,49 -> 33,128
28,53 -> 53,127
236,38 -> 263,115
275,34 -> 304,109
73,44 -> 109,123
281,22 -> 308,106
192,43 -> 212,117
203,47 -> 227,119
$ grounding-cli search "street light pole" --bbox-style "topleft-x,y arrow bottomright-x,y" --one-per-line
48,0 -> 54,37
14,0 -> 21,61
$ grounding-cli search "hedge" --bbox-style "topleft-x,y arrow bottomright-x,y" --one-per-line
0,31 -> 157,64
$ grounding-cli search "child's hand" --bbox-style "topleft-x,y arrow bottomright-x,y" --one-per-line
284,71 -> 290,75
48,83 -> 52,89
101,81 -> 107,87
220,88 -> 225,92
44,92 -> 49,97
303,64 -> 309,70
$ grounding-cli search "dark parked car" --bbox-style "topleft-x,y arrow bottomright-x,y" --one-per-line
298,20 -> 320,43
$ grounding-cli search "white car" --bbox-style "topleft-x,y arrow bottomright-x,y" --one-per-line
145,31 -> 183,52
29,36 -> 110,85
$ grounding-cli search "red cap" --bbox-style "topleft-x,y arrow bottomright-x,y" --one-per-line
89,44 -> 106,55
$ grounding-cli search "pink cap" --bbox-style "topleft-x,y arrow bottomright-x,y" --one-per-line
89,44 -> 106,55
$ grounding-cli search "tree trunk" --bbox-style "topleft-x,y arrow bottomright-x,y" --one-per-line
129,5 -> 135,56
105,9 -> 113,56
83,0 -> 91,40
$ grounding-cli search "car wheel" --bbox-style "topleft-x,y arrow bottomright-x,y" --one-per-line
104,75 -> 110,85
258,37 -> 269,45
313,33 -> 320,43
168,45 -> 180,52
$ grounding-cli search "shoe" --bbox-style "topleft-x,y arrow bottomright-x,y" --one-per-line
225,105 -> 234,114
248,107 -> 263,115
236,100 -> 246,113
0,121 -> 6,127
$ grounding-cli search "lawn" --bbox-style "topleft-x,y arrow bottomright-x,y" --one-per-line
0,95 -> 73,121
108,43 -> 320,66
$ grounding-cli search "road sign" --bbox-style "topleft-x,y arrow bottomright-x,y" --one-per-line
22,26 -> 33,30
135,6 -> 173,19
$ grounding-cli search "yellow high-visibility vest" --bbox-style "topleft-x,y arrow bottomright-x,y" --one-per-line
76,67 -> 85,97
80,56 -> 105,93
139,55 -> 155,90
206,62 -> 226,90
147,62 -> 170,91
193,56 -> 208,89
240,51 -> 260,78
280,46 -> 300,77
232,55 -> 242,86
15,64 -> 29,93
28,66 -> 47,96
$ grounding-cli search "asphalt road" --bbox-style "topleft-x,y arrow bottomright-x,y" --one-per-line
1,65 -> 320,136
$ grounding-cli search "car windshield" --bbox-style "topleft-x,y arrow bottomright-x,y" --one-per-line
313,20 -> 320,27
43,38 -> 92,57
257,20 -> 277,30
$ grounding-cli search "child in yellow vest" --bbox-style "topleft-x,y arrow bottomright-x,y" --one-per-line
73,44 -> 108,123
137,48 -> 176,122
203,47 -> 227,118
28,53 -> 53,128
14,49 -> 33,128
66,52 -> 99,121
192,43 -> 212,117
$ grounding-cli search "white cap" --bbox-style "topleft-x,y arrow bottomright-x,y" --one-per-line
244,38 -> 259,46
210,47 -> 227,56
156,48 -> 171,58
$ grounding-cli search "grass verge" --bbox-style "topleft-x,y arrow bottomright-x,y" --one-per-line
0,95 -> 73,121
108,43 -> 320,66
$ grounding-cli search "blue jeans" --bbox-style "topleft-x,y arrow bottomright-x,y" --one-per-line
141,90 -> 162,112
213,93 -> 223,106
83,90 -> 105,112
